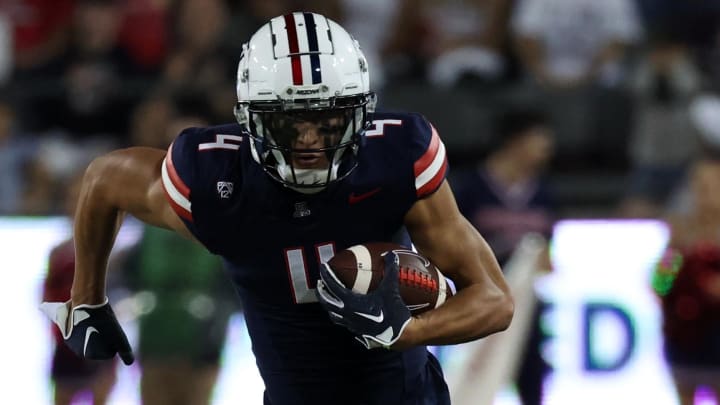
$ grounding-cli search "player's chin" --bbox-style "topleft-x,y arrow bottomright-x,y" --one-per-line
292,155 -> 328,170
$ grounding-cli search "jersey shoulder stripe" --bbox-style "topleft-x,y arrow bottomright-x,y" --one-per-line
161,141 -> 192,221
413,124 -> 448,198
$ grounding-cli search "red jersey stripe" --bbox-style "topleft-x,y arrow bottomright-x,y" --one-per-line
413,126 -> 441,177
163,187 -> 193,221
284,13 -> 303,85
166,142 -> 190,198
417,156 -> 448,198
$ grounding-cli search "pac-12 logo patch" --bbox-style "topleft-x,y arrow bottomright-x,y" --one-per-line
216,181 -> 234,199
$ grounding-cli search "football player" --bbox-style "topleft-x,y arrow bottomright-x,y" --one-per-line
41,12 -> 513,404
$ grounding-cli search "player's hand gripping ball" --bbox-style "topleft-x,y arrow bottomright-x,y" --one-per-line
316,243 -> 453,349
325,242 -> 453,314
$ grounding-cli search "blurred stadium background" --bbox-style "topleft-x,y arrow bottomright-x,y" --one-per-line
3,0 -> 720,404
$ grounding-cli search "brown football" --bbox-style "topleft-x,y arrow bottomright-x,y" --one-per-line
326,242 -> 454,315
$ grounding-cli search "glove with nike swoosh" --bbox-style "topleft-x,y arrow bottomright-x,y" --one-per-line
316,252 -> 412,349
40,298 -> 134,365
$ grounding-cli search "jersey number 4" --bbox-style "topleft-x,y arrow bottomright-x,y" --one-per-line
365,119 -> 402,137
284,243 -> 335,304
198,134 -> 244,151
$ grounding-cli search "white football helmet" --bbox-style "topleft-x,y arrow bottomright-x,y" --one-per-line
234,12 -> 376,193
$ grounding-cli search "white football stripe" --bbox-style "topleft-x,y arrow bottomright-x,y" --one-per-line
349,245 -> 373,294
161,158 -> 191,212
435,268 -> 448,308
415,140 -> 446,191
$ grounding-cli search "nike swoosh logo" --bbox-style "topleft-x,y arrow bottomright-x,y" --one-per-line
348,188 -> 382,204
354,310 -> 384,323
84,327 -> 99,356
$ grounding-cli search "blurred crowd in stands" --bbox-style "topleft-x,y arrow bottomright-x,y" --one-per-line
2,0 -> 720,218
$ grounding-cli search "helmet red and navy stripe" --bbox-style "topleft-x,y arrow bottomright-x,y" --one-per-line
278,12 -> 328,86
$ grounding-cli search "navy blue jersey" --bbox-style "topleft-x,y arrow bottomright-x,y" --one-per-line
451,167 -> 554,265
161,111 -> 449,404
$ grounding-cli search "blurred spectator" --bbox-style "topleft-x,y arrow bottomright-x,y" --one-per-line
0,11 -> 11,84
130,89 -> 214,149
450,108 -> 555,405
619,1 -> 720,218
635,0 -> 720,83
18,147 -> 57,215
160,0 -> 240,122
508,0 -> 641,170
511,0 -> 641,90
689,93 -> 720,157
123,225 -> 237,405
338,0 -> 399,91
166,0 -> 229,78
618,35 -> 703,218
9,0 -> 149,215
20,133 -> 114,216
128,95 -> 175,149
293,0 -> 342,21
122,92 -> 237,405
383,0 -> 511,88
18,133 -> 114,215
0,101 -> 37,214
231,0 -> 292,42
118,0 -> 170,72
43,173 -> 118,405
4,0 -> 75,72
652,158 -> 720,405
659,93 -> 720,216
18,0 -> 144,140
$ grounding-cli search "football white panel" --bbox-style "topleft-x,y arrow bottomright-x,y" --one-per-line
349,245 -> 373,294
435,268 -> 448,308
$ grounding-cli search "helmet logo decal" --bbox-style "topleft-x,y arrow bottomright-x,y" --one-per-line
282,12 -> 324,85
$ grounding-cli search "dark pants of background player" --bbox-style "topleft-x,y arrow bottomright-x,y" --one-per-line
262,352 -> 450,405
433,301 -> 549,405
52,344 -> 114,380
516,301 -> 550,405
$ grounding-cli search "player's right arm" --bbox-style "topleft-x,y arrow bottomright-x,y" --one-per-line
71,146 -> 195,306
41,146 -> 191,365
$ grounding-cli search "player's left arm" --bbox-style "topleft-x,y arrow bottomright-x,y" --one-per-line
395,180 -> 514,348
